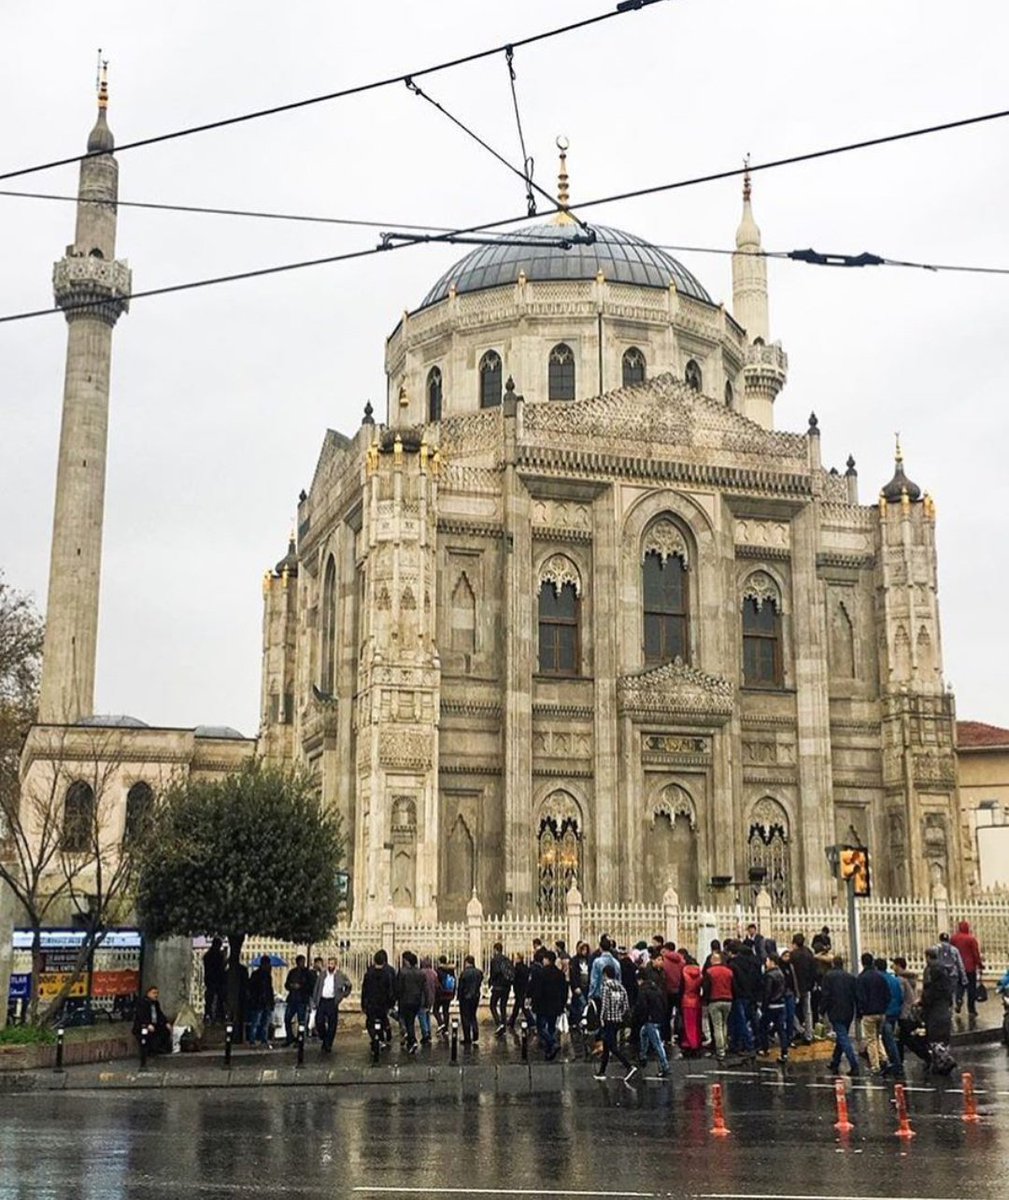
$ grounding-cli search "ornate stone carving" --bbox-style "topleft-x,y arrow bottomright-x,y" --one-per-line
537,553 -> 582,596
376,585 -> 391,610
642,519 -> 689,567
654,784 -> 696,830
617,658 -> 734,719
379,729 -> 432,770
735,519 -> 790,549
741,570 -> 780,610
913,752 -> 956,787
53,254 -> 131,325
401,585 -> 417,610
531,499 -> 592,530
643,734 -> 709,756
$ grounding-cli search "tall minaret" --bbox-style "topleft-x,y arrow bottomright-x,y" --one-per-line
731,161 -> 786,428
38,65 -> 131,724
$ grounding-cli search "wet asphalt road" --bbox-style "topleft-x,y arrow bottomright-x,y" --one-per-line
3,1045 -> 1009,1199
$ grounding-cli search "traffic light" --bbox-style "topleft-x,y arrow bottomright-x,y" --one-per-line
839,846 -> 870,897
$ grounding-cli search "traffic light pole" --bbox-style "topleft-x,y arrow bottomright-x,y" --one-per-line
846,875 -> 861,975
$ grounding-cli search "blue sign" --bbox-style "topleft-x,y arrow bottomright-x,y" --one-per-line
8,973 -> 30,1001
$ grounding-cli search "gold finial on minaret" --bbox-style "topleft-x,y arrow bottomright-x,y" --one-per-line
743,153 -> 751,202
97,53 -> 109,111
894,431 -> 903,465
552,136 -> 575,226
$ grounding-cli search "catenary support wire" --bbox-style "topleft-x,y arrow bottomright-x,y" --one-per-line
505,46 -> 536,217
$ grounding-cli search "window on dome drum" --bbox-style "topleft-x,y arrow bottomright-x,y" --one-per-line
548,343 -> 576,401
62,781 -> 95,852
538,581 -> 580,675
724,379 -> 734,408
742,597 -> 782,687
685,360 -> 702,392
643,551 -> 689,664
622,347 -> 646,387
427,366 -> 443,422
123,781 -> 154,845
479,350 -> 503,408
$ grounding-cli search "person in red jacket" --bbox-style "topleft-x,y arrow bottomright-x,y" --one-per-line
950,920 -> 984,1015
702,952 -> 736,1062
659,942 -> 684,1045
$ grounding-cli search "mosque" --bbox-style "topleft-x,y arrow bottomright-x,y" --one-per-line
21,81 -> 964,925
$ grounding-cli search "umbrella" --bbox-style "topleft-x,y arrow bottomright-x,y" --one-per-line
248,953 -> 287,967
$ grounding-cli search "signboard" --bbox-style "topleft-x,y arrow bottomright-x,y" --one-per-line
38,948 -> 88,1000
7,928 -> 143,1010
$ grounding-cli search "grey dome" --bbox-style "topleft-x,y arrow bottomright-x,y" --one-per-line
194,724 -> 247,740
418,222 -> 712,309
77,714 -> 149,728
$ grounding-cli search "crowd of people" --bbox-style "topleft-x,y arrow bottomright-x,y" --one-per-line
184,921 -> 989,1080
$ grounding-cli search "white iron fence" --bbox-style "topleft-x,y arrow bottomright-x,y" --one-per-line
188,888 -> 1009,1012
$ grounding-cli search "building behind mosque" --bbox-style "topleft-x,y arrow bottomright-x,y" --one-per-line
21,88 -> 964,926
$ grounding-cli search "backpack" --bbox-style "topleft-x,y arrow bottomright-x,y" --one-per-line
929,1042 -> 957,1076
442,972 -> 456,996
500,957 -> 515,985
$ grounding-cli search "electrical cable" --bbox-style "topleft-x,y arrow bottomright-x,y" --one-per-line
504,46 -> 536,217
403,77 -> 591,233
0,2 -> 668,185
5,107 -> 1009,326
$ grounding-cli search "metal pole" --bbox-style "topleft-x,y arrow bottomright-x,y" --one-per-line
371,1020 -> 381,1065
450,1018 -> 459,1064
224,1023 -> 233,1069
846,879 -> 860,973
520,1018 -> 529,1062
296,1024 -> 305,1067
580,1018 -> 590,1061
139,1028 -> 148,1069
54,1027 -> 65,1072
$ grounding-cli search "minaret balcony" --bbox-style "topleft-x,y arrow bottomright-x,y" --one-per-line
744,340 -> 788,374
53,255 -> 131,321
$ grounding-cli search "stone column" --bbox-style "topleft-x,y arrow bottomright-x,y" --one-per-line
662,885 -> 680,946
566,880 -> 583,949
592,486 -> 620,898
466,890 -> 484,964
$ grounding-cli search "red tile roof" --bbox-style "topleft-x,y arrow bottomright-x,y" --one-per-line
957,721 -> 1009,749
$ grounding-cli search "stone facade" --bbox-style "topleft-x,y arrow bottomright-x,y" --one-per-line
260,177 -> 962,919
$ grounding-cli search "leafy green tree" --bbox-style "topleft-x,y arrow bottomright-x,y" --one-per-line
135,761 -> 344,1016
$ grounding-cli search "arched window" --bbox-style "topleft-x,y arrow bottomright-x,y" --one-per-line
622,346 -> 646,387
741,573 -> 782,687
748,797 -> 791,905
537,792 -> 582,915
537,556 -> 581,675
427,366 -> 443,422
479,350 -> 502,408
124,781 -> 154,845
62,781 -> 95,852
684,359 -> 702,391
321,555 -> 337,694
642,522 -> 690,664
548,343 -> 576,401
724,379 -> 734,407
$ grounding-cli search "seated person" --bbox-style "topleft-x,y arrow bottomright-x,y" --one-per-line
133,985 -> 172,1055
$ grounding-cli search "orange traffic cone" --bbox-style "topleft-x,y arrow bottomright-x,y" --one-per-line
710,1081 -> 731,1137
833,1077 -> 854,1133
894,1083 -> 916,1139
962,1071 -> 980,1124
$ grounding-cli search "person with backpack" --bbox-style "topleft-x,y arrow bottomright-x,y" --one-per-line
592,964 -> 637,1082
488,942 -> 514,1035
434,956 -> 456,1036
458,955 -> 484,1046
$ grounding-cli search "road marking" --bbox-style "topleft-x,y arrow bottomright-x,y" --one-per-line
698,1195 -> 983,1200
355,1191 -> 657,1198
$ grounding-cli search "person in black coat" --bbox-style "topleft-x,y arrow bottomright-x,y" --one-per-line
361,949 -> 397,1047
729,941 -> 761,1061
133,985 -> 172,1054
533,950 -> 569,1061
509,953 -> 529,1029
246,955 -> 276,1048
632,971 -> 669,1076
820,956 -> 860,1076
921,948 -> 954,1045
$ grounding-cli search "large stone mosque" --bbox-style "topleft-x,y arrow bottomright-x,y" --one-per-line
21,87 -> 964,926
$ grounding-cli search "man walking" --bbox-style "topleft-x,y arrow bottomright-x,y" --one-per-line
361,950 -> 397,1050
396,951 -> 425,1053
950,921 -> 984,1015
282,954 -> 313,1046
729,939 -> 760,1064
458,955 -> 484,1046
312,956 -> 351,1054
202,937 -> 228,1024
820,955 -> 859,1076
702,951 -> 735,1063
488,942 -> 514,1035
593,964 -> 638,1082
534,949 -> 568,1061
937,933 -> 968,1002
790,934 -> 817,1043
855,952 -> 898,1076
634,966 -> 669,1077
247,955 -> 276,1049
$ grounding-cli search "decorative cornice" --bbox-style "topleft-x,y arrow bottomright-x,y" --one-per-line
617,658 -> 734,720
53,255 -> 131,326
736,544 -> 790,560
532,704 -> 595,720
436,518 -> 505,539
440,700 -> 503,719
740,715 -> 795,729
817,551 -> 876,571
532,526 -> 593,543
439,762 -> 502,775
742,771 -> 798,785
533,767 -> 594,779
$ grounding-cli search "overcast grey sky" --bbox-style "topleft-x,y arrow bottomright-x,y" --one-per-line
3,1 -> 1008,735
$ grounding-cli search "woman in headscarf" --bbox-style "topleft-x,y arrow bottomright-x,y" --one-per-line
679,954 -> 704,1054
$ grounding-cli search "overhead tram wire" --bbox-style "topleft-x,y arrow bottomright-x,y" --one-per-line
0,1 -> 671,185
5,108 -> 1009,326
504,46 -> 537,217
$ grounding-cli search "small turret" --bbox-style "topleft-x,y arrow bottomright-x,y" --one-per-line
880,435 -> 922,504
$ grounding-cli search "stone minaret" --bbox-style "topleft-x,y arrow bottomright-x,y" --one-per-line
731,163 -> 787,428
38,67 -> 131,724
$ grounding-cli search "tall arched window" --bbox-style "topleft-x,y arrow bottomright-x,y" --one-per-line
748,797 -> 791,905
427,366 -> 443,422
684,359 -> 702,391
741,572 -> 782,687
62,781 -> 95,852
622,346 -> 646,387
537,792 -> 582,915
479,350 -> 502,408
548,343 -> 576,401
321,555 -> 337,694
642,521 -> 690,664
537,556 -> 581,675
124,781 -> 154,845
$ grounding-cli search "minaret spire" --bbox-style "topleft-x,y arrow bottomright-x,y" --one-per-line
551,136 -> 575,226
38,67 -> 131,723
